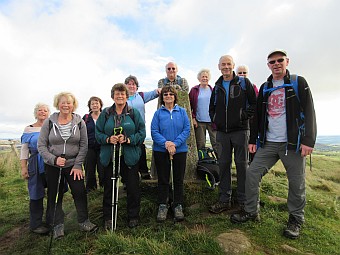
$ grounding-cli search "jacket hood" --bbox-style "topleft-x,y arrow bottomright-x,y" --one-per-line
49,112 -> 82,124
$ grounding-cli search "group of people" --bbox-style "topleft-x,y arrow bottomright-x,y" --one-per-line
20,49 -> 316,240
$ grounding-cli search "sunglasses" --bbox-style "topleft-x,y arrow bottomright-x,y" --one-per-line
268,58 -> 285,65
167,67 -> 176,71
238,72 -> 247,74
163,93 -> 174,96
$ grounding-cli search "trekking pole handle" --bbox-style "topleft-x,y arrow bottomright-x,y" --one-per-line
114,127 -> 123,135
60,154 -> 65,158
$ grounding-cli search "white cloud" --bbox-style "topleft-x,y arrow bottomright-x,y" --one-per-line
0,0 -> 339,138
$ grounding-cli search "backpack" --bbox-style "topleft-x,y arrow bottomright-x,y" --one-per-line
104,105 -> 136,129
263,74 -> 305,152
198,147 -> 217,163
138,92 -> 145,102
163,75 -> 183,86
196,147 -> 220,189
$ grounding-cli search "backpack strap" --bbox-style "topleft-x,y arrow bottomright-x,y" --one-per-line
263,74 -> 305,153
84,114 -> 89,123
138,92 -> 145,102
163,75 -> 182,86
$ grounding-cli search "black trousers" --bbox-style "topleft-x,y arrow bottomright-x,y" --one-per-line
29,198 -> 44,230
45,164 -> 89,225
102,155 -> 140,221
154,151 -> 187,207
84,147 -> 104,191
138,144 -> 149,174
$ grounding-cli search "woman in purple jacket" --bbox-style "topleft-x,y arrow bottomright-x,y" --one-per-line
189,69 -> 219,156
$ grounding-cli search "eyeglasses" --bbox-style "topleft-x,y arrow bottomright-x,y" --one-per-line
238,72 -> 247,74
167,67 -> 176,71
268,58 -> 285,65
163,93 -> 174,96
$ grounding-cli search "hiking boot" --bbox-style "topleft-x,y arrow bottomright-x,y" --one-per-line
157,204 -> 168,222
174,204 -> 184,221
53,223 -> 64,240
128,218 -> 139,228
283,215 -> 301,239
105,220 -> 112,231
31,225 -> 49,235
230,210 -> 260,223
209,201 -> 231,214
79,219 -> 98,232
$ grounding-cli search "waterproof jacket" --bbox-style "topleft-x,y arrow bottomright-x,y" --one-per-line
250,70 -> 317,151
95,103 -> 146,167
189,84 -> 213,119
151,105 -> 190,153
209,73 -> 257,133
38,112 -> 88,170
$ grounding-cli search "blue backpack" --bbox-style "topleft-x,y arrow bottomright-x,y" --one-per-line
263,74 -> 305,152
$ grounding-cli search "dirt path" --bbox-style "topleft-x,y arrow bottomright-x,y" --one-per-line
0,225 -> 26,254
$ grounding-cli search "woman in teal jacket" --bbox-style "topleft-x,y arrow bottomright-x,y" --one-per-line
151,86 -> 190,222
96,83 -> 146,229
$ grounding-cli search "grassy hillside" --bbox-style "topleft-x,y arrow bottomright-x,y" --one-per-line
0,149 -> 339,255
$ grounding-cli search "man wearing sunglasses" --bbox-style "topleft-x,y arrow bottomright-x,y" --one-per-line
158,62 -> 189,92
230,49 -> 317,240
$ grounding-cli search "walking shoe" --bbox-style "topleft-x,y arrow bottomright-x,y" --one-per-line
31,225 -> 49,235
283,215 -> 301,239
230,210 -> 260,223
105,220 -> 112,231
53,223 -> 64,240
174,204 -> 184,221
209,201 -> 231,214
157,204 -> 168,222
128,218 -> 139,228
79,219 -> 98,232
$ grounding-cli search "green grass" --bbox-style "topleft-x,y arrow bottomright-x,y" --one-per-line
1,151 -> 340,254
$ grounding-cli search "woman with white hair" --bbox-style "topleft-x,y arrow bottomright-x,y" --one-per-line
20,103 -> 50,234
189,68 -> 220,156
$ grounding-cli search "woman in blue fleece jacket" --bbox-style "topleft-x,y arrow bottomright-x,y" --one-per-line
151,86 -> 190,222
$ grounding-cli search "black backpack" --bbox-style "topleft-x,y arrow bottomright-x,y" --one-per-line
196,147 -> 219,189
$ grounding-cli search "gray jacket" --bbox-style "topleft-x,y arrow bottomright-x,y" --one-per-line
38,112 -> 88,169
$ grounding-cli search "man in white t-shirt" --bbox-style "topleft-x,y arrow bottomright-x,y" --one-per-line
230,49 -> 317,240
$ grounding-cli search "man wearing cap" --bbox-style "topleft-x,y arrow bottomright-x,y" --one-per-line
230,50 -> 317,239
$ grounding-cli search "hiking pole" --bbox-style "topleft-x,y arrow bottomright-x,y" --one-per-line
111,127 -> 123,232
48,153 -> 65,254
169,154 -> 175,224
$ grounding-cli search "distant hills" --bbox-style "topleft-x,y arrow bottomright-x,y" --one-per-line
1,136 -> 340,152
315,136 -> 340,152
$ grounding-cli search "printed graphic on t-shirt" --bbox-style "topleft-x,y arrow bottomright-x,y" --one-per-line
267,88 -> 285,118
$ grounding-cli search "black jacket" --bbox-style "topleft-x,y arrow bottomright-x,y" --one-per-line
83,113 -> 101,150
209,73 -> 257,133
250,70 -> 317,151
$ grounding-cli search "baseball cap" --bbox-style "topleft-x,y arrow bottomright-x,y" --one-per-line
267,49 -> 287,59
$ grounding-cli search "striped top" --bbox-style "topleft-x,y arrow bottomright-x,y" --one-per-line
59,122 -> 72,141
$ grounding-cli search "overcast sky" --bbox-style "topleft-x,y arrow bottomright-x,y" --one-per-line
1,0 -> 339,139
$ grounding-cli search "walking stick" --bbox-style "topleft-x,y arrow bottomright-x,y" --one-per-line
169,154 -> 175,223
111,127 -> 123,232
48,153 -> 65,254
